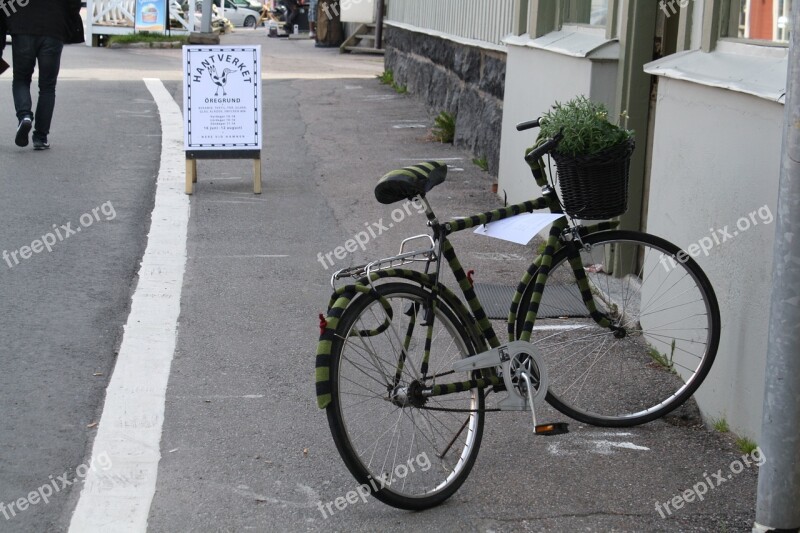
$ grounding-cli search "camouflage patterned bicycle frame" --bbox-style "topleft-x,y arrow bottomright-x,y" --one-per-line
316,149 -> 618,409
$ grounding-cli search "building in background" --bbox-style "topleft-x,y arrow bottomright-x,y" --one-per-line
382,0 -> 790,442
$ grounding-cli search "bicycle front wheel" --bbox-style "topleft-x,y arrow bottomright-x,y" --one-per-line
516,230 -> 720,427
327,282 -> 485,510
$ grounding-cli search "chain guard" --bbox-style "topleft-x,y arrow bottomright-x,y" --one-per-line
452,341 -> 548,411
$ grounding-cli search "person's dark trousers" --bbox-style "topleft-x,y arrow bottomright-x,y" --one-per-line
11,34 -> 64,138
281,1 -> 299,30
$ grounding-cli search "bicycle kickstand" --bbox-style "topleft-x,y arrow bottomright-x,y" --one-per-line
520,372 -> 570,437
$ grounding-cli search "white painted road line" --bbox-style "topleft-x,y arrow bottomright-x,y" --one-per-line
194,255 -> 290,259
547,438 -> 650,456
69,78 -> 189,533
395,157 -> 465,161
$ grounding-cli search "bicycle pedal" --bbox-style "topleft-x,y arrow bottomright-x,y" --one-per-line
533,422 -> 569,436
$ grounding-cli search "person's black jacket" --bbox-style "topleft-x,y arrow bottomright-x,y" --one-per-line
0,11 -> 7,56
3,0 -> 84,44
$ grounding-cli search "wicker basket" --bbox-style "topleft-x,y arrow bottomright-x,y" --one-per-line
551,137 -> 635,220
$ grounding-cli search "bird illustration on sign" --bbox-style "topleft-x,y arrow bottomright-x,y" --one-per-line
208,65 -> 237,96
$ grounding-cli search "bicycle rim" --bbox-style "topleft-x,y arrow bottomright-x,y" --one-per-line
517,231 -> 720,426
327,283 -> 485,510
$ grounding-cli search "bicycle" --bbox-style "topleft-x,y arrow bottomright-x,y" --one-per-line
314,119 -> 720,510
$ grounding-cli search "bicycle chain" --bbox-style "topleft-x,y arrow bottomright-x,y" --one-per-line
414,374 -> 503,413
418,406 -> 501,413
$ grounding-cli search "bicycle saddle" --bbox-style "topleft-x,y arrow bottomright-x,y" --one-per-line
374,161 -> 447,204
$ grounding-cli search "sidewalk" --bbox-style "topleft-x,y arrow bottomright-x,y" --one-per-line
105,32 -> 757,532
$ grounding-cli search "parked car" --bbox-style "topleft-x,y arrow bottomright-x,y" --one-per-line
229,0 -> 263,12
221,0 -> 261,27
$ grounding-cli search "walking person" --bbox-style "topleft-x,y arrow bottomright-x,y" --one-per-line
281,0 -> 299,34
308,0 -> 318,39
0,0 -> 84,150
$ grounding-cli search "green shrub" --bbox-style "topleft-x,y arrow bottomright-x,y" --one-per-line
377,70 -> 394,85
107,32 -> 187,45
431,111 -> 456,144
736,436 -> 758,455
473,156 -> 489,172
539,96 -> 633,157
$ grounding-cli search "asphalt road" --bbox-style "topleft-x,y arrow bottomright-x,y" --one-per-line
0,48 -> 160,531
147,34 -> 759,533
0,31 -> 761,533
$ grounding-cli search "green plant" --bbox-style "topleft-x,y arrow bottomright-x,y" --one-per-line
377,70 -> 394,85
377,71 -> 407,94
431,111 -> 456,144
107,32 -> 188,46
647,346 -> 675,373
539,95 -> 633,157
736,436 -> 758,455
473,156 -> 489,172
713,418 -> 730,433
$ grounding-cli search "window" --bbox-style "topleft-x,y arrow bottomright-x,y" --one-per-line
723,0 -> 792,44
562,0 -> 610,26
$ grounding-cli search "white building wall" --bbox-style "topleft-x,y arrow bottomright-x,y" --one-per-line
645,77 -> 783,440
498,42 -> 619,204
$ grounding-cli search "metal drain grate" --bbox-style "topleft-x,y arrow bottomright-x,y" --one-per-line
473,283 -> 589,320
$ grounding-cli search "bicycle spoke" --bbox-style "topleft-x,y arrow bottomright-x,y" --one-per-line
330,283 -> 483,505
519,233 -> 719,425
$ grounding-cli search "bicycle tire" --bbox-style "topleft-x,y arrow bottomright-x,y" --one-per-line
515,230 -> 720,427
326,282 -> 485,510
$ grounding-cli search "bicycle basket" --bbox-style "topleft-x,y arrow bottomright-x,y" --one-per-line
552,137 -> 635,220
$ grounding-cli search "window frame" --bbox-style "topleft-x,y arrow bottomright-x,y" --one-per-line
526,0 -> 621,39
704,0 -> 791,52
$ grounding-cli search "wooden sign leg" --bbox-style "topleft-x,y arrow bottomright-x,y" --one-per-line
253,158 -> 262,194
186,158 -> 197,195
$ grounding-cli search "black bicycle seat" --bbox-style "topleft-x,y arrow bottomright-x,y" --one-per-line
374,161 -> 447,205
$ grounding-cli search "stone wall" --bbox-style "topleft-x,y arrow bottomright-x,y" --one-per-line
384,25 -> 506,176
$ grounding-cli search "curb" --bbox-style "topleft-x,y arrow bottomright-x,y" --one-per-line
108,41 -> 184,49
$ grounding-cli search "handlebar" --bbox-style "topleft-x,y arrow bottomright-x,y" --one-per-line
517,118 -> 562,161
524,133 -> 563,163
516,119 -> 540,132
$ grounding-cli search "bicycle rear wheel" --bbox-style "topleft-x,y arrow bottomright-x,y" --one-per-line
327,282 -> 485,510
516,230 -> 720,427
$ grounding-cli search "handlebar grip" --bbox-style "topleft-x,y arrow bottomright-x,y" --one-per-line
524,133 -> 563,163
516,119 -> 540,132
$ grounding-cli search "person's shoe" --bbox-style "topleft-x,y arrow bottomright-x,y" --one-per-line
15,117 -> 32,147
309,31 -> 316,39
32,134 -> 50,151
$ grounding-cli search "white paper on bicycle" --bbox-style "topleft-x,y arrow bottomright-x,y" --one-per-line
473,213 -> 565,245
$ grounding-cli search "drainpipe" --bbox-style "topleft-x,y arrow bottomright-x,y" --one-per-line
375,0 -> 385,50
753,2 -> 800,532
